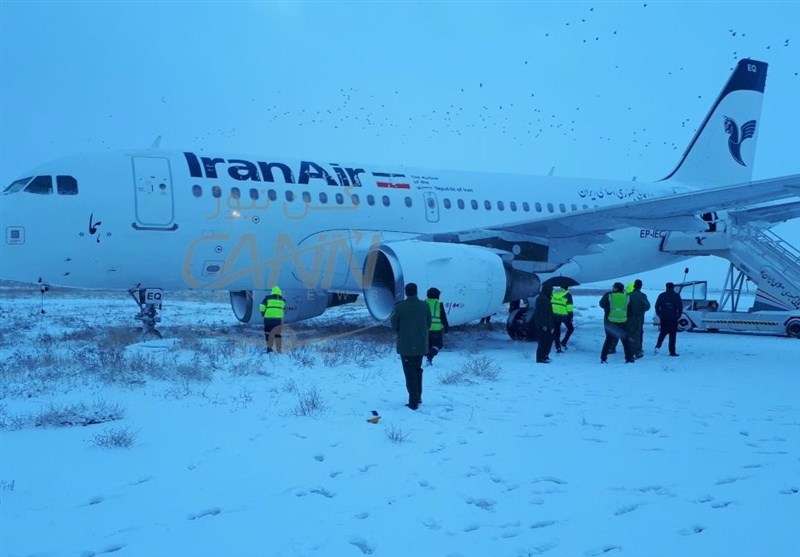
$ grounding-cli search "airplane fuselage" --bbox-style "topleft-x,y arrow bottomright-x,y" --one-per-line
0,149 -> 684,299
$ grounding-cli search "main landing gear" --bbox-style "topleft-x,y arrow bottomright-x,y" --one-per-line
128,287 -> 164,339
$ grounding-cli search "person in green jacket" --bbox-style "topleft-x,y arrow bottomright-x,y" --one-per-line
259,285 -> 285,353
425,287 -> 450,366
599,282 -> 634,364
391,283 -> 431,410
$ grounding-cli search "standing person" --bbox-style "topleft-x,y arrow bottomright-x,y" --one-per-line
551,286 -> 575,352
533,285 -> 555,363
608,282 -> 634,353
259,285 -> 285,353
599,282 -> 635,363
391,283 -> 431,410
479,314 -> 493,329
627,279 -> 651,359
425,287 -> 450,366
655,282 -> 683,356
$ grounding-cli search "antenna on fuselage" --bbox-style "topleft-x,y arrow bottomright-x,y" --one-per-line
150,135 -> 162,149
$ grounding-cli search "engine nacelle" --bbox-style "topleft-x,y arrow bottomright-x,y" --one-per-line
363,241 -> 537,326
230,289 -> 334,324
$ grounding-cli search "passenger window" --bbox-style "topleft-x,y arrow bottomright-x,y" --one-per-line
192,185 -> 203,197
212,185 -> 222,198
497,200 -> 504,211
522,202 -> 530,212
571,203 -> 577,211
56,176 -> 78,195
405,197 -> 412,207
484,200 -> 492,210
382,195 -> 390,207
367,195 -> 375,206
535,202 -> 542,212
25,176 -> 53,195
268,189 -> 277,201
231,187 -> 241,200
302,191 -> 311,203
4,177 -> 32,194
471,200 -> 478,210
443,198 -> 452,209
457,199 -> 465,209
510,201 -> 517,212
335,193 -> 344,205
583,204 -> 589,209
285,190 -> 295,202
547,202 -> 554,213
319,192 -> 328,204
559,203 -> 566,213
351,193 -> 360,206
249,188 -> 259,200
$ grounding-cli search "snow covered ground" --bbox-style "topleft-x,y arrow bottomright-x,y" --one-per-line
1,287 -> 799,557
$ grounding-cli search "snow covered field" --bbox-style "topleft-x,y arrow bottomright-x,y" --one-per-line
1,287 -> 799,557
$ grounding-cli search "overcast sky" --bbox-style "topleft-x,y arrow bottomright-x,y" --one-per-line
1,0 -> 798,286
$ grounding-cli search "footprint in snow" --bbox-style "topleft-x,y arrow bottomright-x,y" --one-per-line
614,503 -> 640,515
349,537 -> 375,555
715,476 -> 748,485
314,454 -> 325,462
465,497 -> 495,511
354,512 -> 369,519
81,543 -> 126,556
187,507 -> 221,520
678,525 -> 706,535
779,487 -> 799,495
585,544 -> 622,555
310,487 -> 335,498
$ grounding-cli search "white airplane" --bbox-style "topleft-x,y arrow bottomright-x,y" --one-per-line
1,58 -> 799,337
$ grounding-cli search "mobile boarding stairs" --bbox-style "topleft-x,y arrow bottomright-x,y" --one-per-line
659,210 -> 800,338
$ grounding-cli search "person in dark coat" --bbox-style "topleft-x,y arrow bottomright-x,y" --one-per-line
627,279 -> 651,359
599,282 -> 635,363
655,282 -> 683,356
533,285 -> 555,363
425,287 -> 450,366
391,283 -> 432,410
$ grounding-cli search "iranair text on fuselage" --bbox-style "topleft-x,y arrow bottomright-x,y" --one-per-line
184,152 -> 368,187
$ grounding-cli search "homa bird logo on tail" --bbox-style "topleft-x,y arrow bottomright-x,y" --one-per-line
723,116 -> 757,166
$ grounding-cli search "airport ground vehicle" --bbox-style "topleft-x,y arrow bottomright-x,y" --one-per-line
653,269 -> 800,338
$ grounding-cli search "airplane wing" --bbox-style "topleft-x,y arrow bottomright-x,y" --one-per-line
424,174 -> 800,264
729,199 -> 800,226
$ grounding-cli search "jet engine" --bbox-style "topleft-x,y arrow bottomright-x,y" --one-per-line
362,241 -> 539,326
230,289 -> 356,324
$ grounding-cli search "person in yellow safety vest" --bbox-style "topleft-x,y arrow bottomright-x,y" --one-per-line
598,282 -> 634,363
608,282 -> 635,353
425,287 -> 450,366
551,286 -> 575,352
259,285 -> 285,353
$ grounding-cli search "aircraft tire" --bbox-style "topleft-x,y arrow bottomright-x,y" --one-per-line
507,308 -> 535,341
785,318 -> 800,339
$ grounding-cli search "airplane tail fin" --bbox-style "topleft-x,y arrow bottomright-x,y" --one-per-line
661,59 -> 767,187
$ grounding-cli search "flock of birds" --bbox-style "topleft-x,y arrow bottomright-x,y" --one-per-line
88,4 -> 798,166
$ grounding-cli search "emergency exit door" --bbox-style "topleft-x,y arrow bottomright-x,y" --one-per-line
132,156 -> 177,230
423,192 -> 440,223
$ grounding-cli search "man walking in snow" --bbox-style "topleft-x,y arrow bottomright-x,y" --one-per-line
425,287 -> 449,366
391,283 -> 431,410
627,279 -> 651,359
655,282 -> 683,357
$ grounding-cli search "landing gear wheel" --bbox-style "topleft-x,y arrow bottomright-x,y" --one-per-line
786,318 -> 800,339
128,288 -> 164,339
506,307 -> 536,341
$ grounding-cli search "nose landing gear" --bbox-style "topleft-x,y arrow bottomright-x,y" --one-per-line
128,287 -> 164,339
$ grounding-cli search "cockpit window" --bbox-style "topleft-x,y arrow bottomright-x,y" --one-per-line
57,176 -> 78,195
24,176 -> 53,195
3,177 -> 32,194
